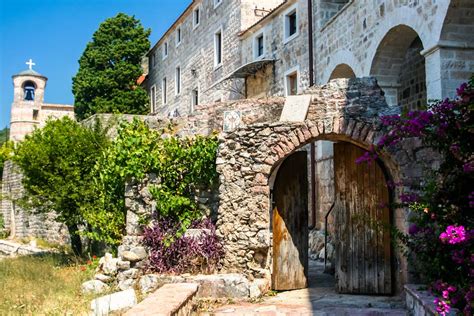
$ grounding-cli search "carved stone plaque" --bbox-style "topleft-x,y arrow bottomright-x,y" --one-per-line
279,95 -> 312,122
223,110 -> 242,132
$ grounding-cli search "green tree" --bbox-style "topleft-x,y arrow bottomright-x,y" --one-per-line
0,127 -> 9,145
0,141 -> 13,176
13,117 -> 109,255
72,13 -> 151,120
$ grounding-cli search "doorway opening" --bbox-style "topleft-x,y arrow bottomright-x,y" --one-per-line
270,140 -> 393,295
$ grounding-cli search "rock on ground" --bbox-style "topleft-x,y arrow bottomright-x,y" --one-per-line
98,253 -> 120,276
90,289 -> 137,315
81,280 -> 110,294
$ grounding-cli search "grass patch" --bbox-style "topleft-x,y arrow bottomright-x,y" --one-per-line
0,253 -> 99,315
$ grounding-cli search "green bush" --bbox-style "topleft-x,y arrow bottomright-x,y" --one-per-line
13,117 -> 110,255
85,119 -> 218,245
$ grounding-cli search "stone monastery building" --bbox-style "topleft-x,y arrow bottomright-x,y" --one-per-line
145,0 -> 473,117
9,62 -> 74,142
132,0 -> 473,294
2,0 -> 473,296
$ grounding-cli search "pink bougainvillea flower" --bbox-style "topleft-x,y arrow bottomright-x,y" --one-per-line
434,298 -> 451,316
442,290 -> 450,299
439,225 -> 467,245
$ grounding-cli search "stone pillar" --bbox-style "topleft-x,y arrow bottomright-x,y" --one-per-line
423,43 -> 474,100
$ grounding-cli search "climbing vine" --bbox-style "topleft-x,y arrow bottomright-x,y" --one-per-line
84,119 -> 219,246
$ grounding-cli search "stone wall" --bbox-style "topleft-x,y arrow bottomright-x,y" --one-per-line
214,78 -> 441,293
122,174 -> 220,254
0,161 -> 68,244
398,38 -> 426,111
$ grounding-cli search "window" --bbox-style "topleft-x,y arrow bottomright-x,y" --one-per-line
162,78 -> 167,105
285,68 -> 299,96
33,109 -> 39,121
191,89 -> 198,112
176,27 -> 182,46
150,85 -> 156,112
214,0 -> 222,9
175,67 -> 181,95
193,7 -> 200,28
284,6 -> 298,42
214,28 -> 223,67
163,42 -> 168,59
254,32 -> 265,59
23,81 -> 35,101
151,52 -> 156,68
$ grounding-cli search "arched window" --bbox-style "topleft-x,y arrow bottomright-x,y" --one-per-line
23,81 -> 36,101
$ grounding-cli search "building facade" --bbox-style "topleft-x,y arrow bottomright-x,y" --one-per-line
146,0 -> 284,117
146,0 -> 473,115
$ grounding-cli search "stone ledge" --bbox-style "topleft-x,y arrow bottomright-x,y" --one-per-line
125,283 -> 199,316
405,284 -> 458,316
0,239 -> 51,257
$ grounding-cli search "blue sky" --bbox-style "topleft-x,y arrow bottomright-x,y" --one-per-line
0,0 -> 191,128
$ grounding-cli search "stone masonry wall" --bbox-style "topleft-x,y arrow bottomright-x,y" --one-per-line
1,161 -> 68,244
398,38 -> 426,111
215,78 -> 441,293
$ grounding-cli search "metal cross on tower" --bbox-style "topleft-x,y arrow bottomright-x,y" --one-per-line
26,59 -> 35,70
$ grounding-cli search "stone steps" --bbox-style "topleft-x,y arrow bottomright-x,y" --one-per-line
124,283 -> 199,316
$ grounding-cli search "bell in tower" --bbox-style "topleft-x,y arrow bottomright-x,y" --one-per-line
23,81 -> 36,101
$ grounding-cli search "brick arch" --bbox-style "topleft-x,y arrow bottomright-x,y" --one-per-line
321,50 -> 362,84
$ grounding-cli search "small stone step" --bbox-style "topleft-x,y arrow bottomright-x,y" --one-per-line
312,307 -> 408,316
124,283 -> 199,316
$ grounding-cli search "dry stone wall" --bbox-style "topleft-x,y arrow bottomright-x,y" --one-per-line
0,161 -> 68,244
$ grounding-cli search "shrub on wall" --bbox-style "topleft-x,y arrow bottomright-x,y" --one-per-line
359,78 -> 473,315
0,141 -> 13,176
87,119 -> 219,246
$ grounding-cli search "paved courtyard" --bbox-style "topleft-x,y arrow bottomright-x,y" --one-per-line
204,261 -> 406,315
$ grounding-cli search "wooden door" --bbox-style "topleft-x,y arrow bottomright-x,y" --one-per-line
272,151 -> 308,290
334,143 -> 392,294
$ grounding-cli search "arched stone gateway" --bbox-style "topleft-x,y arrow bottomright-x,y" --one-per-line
215,78 -> 434,294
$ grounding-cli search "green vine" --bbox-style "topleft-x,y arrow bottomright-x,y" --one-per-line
84,119 -> 219,245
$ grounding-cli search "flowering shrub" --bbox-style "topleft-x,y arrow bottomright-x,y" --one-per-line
358,78 -> 473,315
79,255 -> 99,275
143,218 -> 224,274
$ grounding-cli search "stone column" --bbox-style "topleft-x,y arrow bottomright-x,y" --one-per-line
423,42 -> 474,100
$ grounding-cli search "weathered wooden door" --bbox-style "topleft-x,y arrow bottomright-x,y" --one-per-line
334,142 -> 392,294
272,151 -> 308,290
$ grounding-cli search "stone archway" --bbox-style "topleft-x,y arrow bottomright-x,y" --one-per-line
215,78 -> 426,294
370,25 -> 426,109
328,64 -> 356,82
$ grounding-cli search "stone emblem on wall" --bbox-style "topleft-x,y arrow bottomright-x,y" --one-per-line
223,110 -> 242,132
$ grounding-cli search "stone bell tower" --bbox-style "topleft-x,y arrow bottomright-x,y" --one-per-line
1,60 -> 73,243
9,59 -> 47,142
